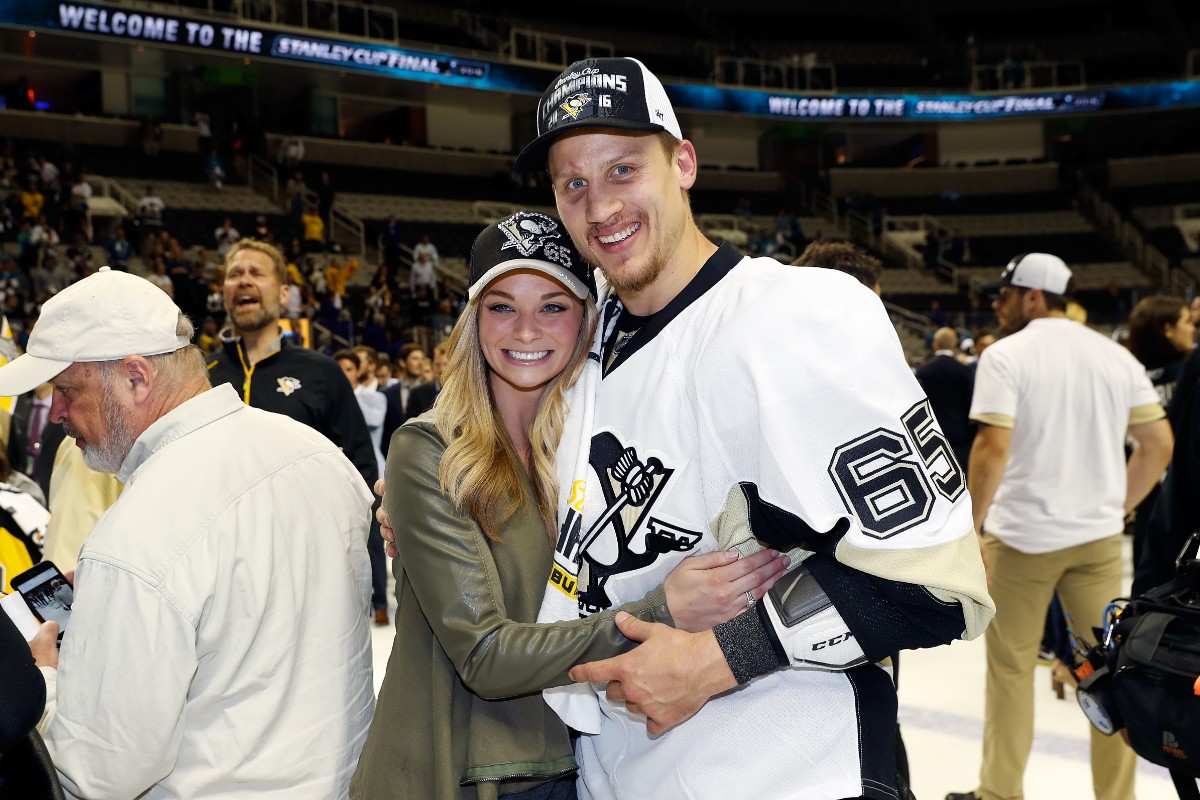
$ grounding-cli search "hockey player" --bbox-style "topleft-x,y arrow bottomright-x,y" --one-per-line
515,57 -> 995,799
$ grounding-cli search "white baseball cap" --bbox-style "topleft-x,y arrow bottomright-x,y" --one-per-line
0,266 -> 189,396
983,252 -> 1074,296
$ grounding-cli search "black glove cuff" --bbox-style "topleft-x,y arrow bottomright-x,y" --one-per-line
713,605 -> 786,685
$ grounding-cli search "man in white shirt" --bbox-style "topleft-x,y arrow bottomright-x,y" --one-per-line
412,233 -> 438,270
12,267 -> 374,799
948,253 -> 1174,800
213,217 -> 241,258
409,249 -> 436,294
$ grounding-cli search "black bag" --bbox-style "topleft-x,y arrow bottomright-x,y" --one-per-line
1105,533 -> 1200,797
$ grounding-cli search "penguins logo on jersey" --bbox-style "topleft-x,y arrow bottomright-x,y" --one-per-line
556,431 -> 701,614
560,92 -> 591,119
276,376 -> 302,396
497,211 -> 563,258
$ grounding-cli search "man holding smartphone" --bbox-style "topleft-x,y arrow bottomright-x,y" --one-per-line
0,267 -> 375,799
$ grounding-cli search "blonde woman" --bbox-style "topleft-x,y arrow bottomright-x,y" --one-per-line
352,213 -> 786,800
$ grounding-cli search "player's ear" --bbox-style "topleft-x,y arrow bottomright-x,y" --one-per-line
676,140 -> 699,191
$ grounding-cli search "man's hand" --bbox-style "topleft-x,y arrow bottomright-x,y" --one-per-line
30,621 -> 59,669
374,478 -> 397,557
569,612 -> 737,735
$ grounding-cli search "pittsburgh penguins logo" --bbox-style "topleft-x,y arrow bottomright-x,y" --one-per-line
560,92 -> 591,119
497,211 -> 563,259
555,432 -> 701,614
276,376 -> 302,396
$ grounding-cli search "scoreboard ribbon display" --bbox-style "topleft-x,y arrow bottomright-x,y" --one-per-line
3,0 -> 1200,121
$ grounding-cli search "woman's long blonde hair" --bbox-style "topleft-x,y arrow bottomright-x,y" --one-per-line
434,294 -> 599,542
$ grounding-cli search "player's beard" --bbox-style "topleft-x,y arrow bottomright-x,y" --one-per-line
591,210 -> 684,297
62,372 -> 137,474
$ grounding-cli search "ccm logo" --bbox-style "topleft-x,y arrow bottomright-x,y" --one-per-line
813,631 -> 854,651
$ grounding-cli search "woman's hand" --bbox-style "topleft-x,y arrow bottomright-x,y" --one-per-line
664,549 -> 791,632
375,479 -> 397,557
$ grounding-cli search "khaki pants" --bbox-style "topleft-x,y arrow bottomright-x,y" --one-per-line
977,533 -> 1135,800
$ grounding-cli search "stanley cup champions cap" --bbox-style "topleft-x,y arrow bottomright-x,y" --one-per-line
514,57 -> 682,173
0,266 -> 189,396
467,211 -> 595,302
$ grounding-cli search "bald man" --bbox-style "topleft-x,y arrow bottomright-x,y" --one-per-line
915,327 -> 975,474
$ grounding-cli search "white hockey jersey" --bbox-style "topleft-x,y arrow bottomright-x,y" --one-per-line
540,245 -> 993,800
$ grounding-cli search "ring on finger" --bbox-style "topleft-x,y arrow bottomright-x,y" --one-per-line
745,590 -> 756,609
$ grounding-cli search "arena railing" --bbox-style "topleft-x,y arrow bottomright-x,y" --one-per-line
248,155 -> 278,204
330,206 -> 365,257
1078,184 -> 1171,288
503,27 -> 614,68
711,55 -> 836,93
970,59 -> 1086,93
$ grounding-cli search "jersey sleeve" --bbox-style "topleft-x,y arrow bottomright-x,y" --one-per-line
694,268 -> 993,678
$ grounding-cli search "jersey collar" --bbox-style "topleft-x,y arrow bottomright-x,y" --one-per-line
601,242 -> 741,375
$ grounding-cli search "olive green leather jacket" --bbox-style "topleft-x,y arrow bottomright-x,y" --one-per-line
351,420 -> 674,800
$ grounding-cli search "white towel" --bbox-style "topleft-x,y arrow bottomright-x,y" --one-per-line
536,293 -> 621,734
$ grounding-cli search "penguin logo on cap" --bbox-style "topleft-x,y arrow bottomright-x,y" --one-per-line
560,93 -> 592,120
498,211 -> 562,259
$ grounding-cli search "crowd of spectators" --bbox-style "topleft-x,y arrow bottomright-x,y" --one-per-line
1,136 -> 466,389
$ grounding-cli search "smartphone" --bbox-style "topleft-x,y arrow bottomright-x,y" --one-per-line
11,561 -> 72,645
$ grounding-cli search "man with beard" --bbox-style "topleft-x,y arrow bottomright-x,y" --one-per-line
514,57 -> 993,800
4,266 -> 374,798
207,239 -> 377,505
947,253 -> 1173,800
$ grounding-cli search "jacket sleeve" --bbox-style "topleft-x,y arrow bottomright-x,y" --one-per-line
44,561 -> 195,798
379,385 -> 405,457
387,424 -> 673,700
0,612 -> 44,751
697,270 -> 993,680
322,360 -> 379,487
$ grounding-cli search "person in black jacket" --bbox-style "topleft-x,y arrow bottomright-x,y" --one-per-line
915,327 -> 976,476
1136,371 -> 1200,595
206,240 -> 384,617
403,343 -> 446,420
0,613 -> 60,800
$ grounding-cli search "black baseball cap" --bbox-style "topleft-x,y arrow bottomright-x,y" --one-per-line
514,57 -> 682,174
467,211 -> 595,302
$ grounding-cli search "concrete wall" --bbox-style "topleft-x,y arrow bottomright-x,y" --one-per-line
938,120 -> 1044,165
686,116 -> 761,169
830,162 -> 1058,197
423,87 -> 513,154
1108,153 -> 1200,187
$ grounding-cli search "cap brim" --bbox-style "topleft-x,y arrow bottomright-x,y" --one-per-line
514,118 -> 670,174
980,278 -> 1010,295
468,259 -> 591,302
0,352 -> 72,397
